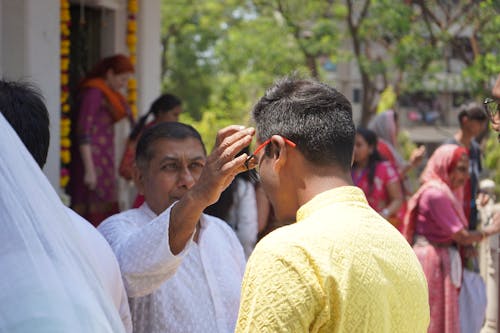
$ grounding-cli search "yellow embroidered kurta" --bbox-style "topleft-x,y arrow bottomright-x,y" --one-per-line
236,186 -> 429,333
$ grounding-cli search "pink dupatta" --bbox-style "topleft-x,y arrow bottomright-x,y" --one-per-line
402,144 -> 469,243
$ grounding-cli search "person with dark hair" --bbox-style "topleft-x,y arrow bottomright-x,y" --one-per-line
0,79 -> 132,332
236,76 -> 429,332
352,127 -> 403,224
98,122 -> 252,333
68,54 -> 134,227
445,102 -> 488,231
119,93 -> 183,208
0,81 -> 50,168
205,147 -> 258,258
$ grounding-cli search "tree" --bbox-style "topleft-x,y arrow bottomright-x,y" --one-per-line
160,0 -> 500,134
342,0 -> 500,125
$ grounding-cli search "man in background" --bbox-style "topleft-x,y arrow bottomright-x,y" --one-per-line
445,102 -> 488,230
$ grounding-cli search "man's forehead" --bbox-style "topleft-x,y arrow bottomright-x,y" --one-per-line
150,137 -> 204,155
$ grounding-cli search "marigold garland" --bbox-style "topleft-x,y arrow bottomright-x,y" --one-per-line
127,0 -> 139,119
60,0 -> 71,189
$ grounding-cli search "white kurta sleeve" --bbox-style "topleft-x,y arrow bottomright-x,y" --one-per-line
98,205 -> 192,298
232,180 -> 258,259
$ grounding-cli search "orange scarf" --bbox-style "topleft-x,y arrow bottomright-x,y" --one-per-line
82,78 -> 130,123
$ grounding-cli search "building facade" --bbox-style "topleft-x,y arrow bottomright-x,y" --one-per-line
0,0 -> 161,208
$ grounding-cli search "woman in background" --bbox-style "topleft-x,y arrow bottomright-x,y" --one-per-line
69,54 -> 134,227
352,127 -> 403,224
368,110 -> 426,177
368,110 -> 426,227
404,144 -> 500,333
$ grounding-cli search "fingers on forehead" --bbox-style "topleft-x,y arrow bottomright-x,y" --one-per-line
218,133 -> 253,161
216,125 -> 246,142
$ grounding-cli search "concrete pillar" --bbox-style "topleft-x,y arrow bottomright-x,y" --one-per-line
136,0 -> 161,114
1,0 -> 60,191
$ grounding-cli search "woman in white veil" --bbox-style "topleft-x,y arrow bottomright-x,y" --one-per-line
0,113 -> 125,332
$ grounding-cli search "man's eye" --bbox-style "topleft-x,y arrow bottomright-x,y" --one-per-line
189,162 -> 204,170
161,163 -> 178,171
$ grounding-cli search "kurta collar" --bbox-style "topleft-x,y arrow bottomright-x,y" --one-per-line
296,186 -> 368,222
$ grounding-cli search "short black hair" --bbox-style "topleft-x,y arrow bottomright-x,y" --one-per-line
135,122 -> 206,170
252,76 -> 355,170
149,93 -> 182,117
129,93 -> 182,140
458,102 -> 488,124
0,80 -> 50,168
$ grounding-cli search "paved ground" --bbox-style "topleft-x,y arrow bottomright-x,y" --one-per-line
405,125 -> 459,143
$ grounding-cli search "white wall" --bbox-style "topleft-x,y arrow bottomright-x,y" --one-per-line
137,0 -> 162,113
1,0 -> 60,190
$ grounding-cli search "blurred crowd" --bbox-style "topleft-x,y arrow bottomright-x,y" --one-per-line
1,53 -> 500,333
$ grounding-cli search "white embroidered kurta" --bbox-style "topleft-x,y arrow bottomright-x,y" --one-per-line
226,178 -> 258,258
98,203 -> 246,333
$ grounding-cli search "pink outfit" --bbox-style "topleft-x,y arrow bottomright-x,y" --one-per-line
69,87 -> 120,226
403,144 -> 469,333
352,161 -> 399,213
413,244 -> 459,333
369,111 -> 409,228
413,188 -> 466,244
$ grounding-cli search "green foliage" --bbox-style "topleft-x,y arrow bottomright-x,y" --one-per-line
161,0 -> 500,184
483,129 -> 500,197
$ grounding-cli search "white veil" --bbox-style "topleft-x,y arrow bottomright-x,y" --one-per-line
0,114 -> 125,333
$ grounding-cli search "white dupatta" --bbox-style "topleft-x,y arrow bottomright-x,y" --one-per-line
0,114 -> 125,333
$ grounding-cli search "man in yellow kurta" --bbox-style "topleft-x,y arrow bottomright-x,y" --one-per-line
236,77 -> 430,333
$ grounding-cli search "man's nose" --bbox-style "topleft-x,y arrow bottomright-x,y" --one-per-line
177,166 -> 196,188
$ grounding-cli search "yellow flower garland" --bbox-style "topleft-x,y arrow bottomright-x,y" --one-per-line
127,0 -> 139,119
60,0 -> 71,188
59,0 -> 139,188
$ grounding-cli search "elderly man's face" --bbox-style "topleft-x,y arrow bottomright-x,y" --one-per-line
137,137 -> 206,215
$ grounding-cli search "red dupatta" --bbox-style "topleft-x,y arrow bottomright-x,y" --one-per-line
81,78 -> 130,123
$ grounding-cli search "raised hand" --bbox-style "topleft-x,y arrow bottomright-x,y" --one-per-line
190,125 -> 255,207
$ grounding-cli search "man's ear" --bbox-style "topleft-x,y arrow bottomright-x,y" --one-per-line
270,135 -> 288,172
133,164 -> 146,195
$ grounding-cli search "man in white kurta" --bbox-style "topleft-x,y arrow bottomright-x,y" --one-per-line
98,203 -> 245,332
98,122 -> 253,333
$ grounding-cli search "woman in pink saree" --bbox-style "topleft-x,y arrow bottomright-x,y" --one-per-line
403,144 -> 500,333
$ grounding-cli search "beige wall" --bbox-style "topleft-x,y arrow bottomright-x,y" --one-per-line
1,0 -> 61,188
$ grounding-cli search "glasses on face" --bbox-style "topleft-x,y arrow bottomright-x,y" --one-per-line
484,98 -> 500,123
244,137 -> 297,181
